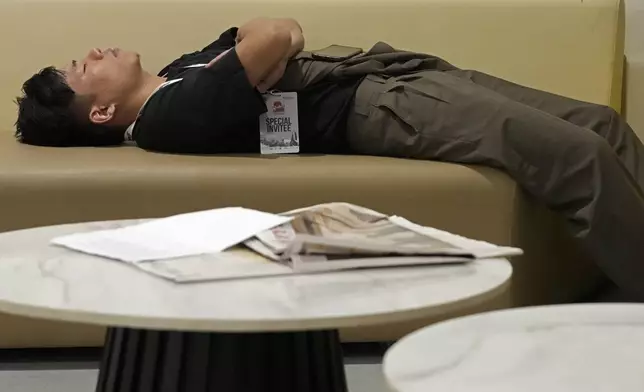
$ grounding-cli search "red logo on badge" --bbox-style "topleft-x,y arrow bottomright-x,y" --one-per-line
272,101 -> 285,114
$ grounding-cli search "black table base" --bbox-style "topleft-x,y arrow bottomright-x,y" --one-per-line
95,327 -> 347,392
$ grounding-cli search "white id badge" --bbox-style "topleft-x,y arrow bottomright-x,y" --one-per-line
259,92 -> 300,154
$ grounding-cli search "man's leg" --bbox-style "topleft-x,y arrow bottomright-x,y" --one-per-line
347,72 -> 644,297
447,70 -> 644,187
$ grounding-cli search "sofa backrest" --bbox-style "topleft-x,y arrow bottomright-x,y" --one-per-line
0,0 -> 624,133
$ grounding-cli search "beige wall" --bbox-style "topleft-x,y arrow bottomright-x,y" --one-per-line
625,0 -> 644,139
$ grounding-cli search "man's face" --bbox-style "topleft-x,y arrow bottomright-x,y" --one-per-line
64,48 -> 143,123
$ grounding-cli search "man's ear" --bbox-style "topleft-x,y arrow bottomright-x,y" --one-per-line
89,104 -> 116,125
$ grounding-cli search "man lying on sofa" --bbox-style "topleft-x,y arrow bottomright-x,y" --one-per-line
15,17 -> 644,298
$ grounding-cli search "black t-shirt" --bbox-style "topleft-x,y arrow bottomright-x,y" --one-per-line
133,28 -> 361,154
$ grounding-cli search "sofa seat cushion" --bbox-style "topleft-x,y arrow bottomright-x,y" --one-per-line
0,133 -> 519,245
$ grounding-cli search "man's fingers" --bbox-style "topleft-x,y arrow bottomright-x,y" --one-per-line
205,48 -> 232,68
257,82 -> 269,93
259,60 -> 287,92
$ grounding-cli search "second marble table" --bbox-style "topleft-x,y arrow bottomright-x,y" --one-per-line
385,303 -> 644,392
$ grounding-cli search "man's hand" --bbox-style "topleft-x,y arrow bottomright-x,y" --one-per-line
257,59 -> 287,93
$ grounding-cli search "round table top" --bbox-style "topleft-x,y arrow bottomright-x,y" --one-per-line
384,303 -> 644,392
0,221 -> 511,332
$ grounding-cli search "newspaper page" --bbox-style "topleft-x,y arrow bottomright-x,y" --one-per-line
245,202 -> 522,273
135,246 -> 293,283
61,202 -> 521,282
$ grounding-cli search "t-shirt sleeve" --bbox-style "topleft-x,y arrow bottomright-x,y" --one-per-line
186,48 -> 266,117
200,27 -> 238,52
156,28 -> 238,77
134,49 -> 267,154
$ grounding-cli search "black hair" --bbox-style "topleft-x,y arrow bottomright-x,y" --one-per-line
15,67 -> 125,147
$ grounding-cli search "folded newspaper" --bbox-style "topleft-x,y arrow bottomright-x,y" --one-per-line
244,203 -> 521,273
53,203 -> 522,282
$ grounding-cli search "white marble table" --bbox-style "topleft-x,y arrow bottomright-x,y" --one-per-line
384,304 -> 644,392
0,221 -> 512,392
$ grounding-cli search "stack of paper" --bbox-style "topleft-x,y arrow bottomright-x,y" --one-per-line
52,204 -> 522,283
52,207 -> 291,263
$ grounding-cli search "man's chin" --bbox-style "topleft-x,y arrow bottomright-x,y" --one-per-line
117,49 -> 139,61
124,51 -> 143,68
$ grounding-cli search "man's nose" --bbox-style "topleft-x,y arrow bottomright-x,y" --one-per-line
86,48 -> 104,61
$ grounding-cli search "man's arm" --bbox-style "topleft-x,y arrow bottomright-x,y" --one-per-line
208,18 -> 293,88
280,18 -> 305,58
255,19 -> 304,92
236,18 -> 304,58
234,18 -> 304,91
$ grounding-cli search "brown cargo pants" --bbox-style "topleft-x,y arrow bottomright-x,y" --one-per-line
347,70 -> 644,298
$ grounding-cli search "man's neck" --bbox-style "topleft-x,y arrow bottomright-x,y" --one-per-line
120,73 -> 166,125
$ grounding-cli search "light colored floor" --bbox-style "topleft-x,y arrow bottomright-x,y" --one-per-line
0,366 -> 387,392
0,349 -> 389,392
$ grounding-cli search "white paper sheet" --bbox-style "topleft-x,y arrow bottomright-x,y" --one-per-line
135,248 -> 294,282
51,207 -> 291,263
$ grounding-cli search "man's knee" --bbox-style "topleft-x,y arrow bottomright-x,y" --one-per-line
573,131 -> 614,162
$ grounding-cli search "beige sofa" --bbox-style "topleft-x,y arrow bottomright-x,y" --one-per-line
0,0 -> 624,348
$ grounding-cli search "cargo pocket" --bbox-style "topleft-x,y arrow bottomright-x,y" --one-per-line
378,75 -> 450,128
367,75 -> 454,158
347,72 -> 452,158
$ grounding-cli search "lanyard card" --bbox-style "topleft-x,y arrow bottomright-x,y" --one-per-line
259,92 -> 300,154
